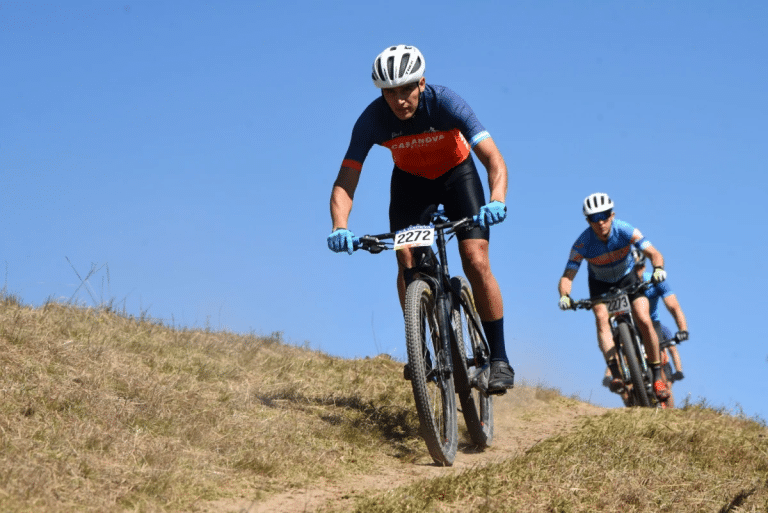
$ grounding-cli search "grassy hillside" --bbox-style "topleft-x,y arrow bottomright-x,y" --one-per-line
1,295 -> 766,512
331,406 -> 768,512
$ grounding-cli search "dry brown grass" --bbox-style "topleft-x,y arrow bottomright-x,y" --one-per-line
3,294 -> 766,512
335,406 -> 768,512
0,295 -> 423,511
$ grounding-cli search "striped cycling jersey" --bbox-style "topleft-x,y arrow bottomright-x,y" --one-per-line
642,270 -> 674,322
341,84 -> 490,179
565,219 -> 652,283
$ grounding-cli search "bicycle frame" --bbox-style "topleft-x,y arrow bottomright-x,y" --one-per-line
355,211 -> 491,383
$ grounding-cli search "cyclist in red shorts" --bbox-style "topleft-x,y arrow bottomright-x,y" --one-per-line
327,45 -> 514,393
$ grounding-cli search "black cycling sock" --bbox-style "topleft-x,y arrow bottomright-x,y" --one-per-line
607,359 -> 621,380
650,362 -> 663,382
482,318 -> 508,364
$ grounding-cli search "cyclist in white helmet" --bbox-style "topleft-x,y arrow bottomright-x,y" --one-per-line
558,193 -> 672,403
327,44 -> 514,393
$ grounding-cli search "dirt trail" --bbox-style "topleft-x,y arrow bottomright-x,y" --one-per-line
204,387 -> 606,513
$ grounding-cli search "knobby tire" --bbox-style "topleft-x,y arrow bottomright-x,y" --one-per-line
404,279 -> 457,465
618,322 -> 651,407
450,276 -> 493,448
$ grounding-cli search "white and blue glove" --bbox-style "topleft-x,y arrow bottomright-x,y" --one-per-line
327,228 -> 355,255
652,266 -> 667,284
558,294 -> 573,311
477,200 -> 507,229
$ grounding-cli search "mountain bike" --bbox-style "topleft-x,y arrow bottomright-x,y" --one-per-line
569,280 -> 665,408
354,209 -> 494,466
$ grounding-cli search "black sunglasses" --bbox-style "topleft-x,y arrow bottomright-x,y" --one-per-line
587,210 -> 612,223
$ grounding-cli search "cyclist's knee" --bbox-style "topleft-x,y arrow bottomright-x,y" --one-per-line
460,246 -> 491,276
592,304 -> 610,325
396,248 -> 415,269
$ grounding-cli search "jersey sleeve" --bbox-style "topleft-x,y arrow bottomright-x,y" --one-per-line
341,102 -> 379,172
565,233 -> 587,273
656,279 -> 674,298
437,87 -> 490,148
628,225 -> 650,250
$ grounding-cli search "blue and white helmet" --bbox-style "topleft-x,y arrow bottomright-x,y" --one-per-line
582,192 -> 614,216
371,45 -> 425,88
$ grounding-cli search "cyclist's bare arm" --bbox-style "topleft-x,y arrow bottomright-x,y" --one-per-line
558,268 -> 578,297
663,294 -> 688,332
642,245 -> 665,269
330,166 -> 360,230
472,138 -> 507,203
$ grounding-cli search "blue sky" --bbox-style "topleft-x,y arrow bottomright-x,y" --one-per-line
2,1 -> 766,421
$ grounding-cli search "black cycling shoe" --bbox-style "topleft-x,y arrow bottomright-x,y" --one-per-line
671,371 -> 685,382
608,378 -> 625,393
487,361 -> 515,395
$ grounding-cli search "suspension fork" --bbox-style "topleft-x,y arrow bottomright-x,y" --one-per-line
612,317 -> 629,379
433,227 -> 454,377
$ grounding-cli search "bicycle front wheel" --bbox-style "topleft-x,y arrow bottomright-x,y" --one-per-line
450,276 -> 493,448
405,279 -> 458,466
618,322 -> 651,407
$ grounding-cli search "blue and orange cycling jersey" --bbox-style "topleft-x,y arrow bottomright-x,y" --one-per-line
341,84 -> 490,179
642,270 -> 674,322
565,219 -> 652,283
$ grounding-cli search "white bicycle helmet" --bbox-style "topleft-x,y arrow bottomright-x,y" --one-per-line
371,45 -> 425,88
582,192 -> 614,216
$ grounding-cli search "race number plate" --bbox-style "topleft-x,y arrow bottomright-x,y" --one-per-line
393,225 -> 434,250
607,294 -> 631,315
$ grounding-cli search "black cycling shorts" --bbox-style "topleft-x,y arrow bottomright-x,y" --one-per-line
588,271 -> 645,302
389,157 -> 488,242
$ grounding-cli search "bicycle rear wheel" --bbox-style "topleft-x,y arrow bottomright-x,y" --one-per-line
450,276 -> 493,448
618,322 -> 651,407
404,279 -> 457,465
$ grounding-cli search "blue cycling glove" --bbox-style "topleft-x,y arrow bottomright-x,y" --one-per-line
477,200 -> 507,229
327,228 -> 355,255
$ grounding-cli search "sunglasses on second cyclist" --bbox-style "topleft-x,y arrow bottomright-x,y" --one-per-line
586,210 -> 613,223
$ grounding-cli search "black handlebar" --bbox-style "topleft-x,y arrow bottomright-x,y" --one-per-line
569,279 -> 652,311
353,211 -> 478,254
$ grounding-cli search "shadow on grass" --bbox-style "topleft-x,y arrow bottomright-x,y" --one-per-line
256,390 -> 420,443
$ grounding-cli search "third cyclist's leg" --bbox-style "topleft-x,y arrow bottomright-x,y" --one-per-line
669,345 -> 684,380
632,296 -> 669,401
459,238 -> 513,393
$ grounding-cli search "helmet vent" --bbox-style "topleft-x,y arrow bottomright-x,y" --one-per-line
386,56 -> 395,80
411,57 -> 422,74
398,53 -> 410,78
